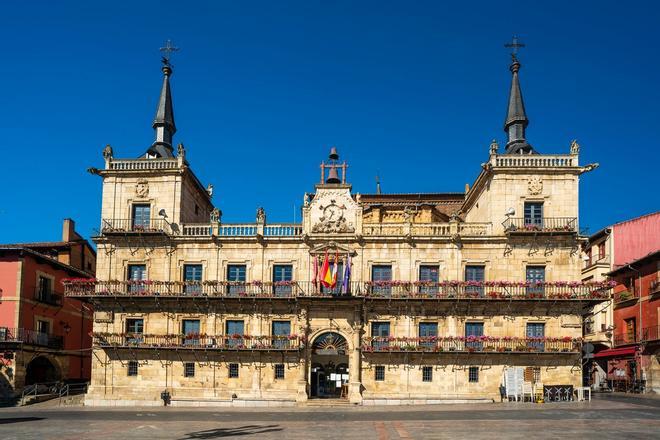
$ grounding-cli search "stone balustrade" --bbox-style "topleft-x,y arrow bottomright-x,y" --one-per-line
108,158 -> 180,171
493,154 -> 575,168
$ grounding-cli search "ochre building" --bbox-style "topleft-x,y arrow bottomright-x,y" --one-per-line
66,53 -> 612,406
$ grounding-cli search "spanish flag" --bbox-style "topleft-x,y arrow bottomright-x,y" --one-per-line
323,251 -> 339,288
320,251 -> 331,288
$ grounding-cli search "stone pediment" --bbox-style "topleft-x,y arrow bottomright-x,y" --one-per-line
309,242 -> 356,256
307,186 -> 359,235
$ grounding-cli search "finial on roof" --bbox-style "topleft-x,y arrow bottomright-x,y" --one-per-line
375,174 -> 381,194
503,36 -> 536,155
145,40 -> 179,158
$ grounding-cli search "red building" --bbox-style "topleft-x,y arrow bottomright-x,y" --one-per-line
0,219 -> 95,401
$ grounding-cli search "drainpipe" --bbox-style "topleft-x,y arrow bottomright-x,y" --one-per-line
627,264 -> 642,382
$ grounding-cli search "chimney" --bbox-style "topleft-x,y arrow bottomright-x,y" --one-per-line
62,218 -> 77,242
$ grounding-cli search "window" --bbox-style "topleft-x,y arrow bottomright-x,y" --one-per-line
465,322 -> 484,350
465,265 -> 485,296
229,363 -> 239,378
184,362 -> 195,378
127,264 -> 147,293
273,264 -> 293,297
272,321 -> 291,349
371,265 -> 393,296
37,276 -> 53,301
583,315 -> 595,335
183,264 -> 203,294
468,366 -> 479,383
419,265 -> 439,295
274,363 -> 285,379
131,204 -> 151,230
226,320 -> 244,348
625,318 -> 636,343
36,320 -> 50,335
371,322 -> 390,350
585,248 -> 593,267
526,266 -> 545,296
524,202 -> 543,227
227,264 -> 247,296
182,319 -> 200,346
126,318 -> 144,344
128,361 -> 138,376
419,322 -> 438,349
375,365 -> 385,381
598,243 -> 606,260
422,366 -> 433,382
526,323 -> 545,351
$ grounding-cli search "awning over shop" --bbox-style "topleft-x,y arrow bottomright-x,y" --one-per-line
593,346 -> 637,358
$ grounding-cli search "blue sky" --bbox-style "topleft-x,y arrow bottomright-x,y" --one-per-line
0,1 -> 658,244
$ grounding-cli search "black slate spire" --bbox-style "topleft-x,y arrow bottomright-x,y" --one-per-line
145,62 -> 177,158
503,38 -> 536,154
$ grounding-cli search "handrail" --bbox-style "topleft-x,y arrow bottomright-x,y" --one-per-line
502,217 -> 577,233
58,382 -> 89,406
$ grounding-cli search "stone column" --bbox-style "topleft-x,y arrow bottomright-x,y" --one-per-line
348,327 -> 362,404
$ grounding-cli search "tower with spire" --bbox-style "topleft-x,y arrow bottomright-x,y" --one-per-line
145,41 -> 179,158
503,37 -> 536,155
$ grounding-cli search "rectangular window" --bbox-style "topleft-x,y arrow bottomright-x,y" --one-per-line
184,362 -> 195,378
371,265 -> 393,296
419,322 -> 438,349
598,243 -> 606,260
526,323 -> 545,351
625,318 -> 636,343
36,320 -> 50,335
375,365 -> 385,381
183,264 -> 203,294
227,264 -> 247,296
465,322 -> 484,351
274,363 -> 285,379
229,363 -> 239,378
524,202 -> 544,228
273,264 -> 293,297
127,264 -> 147,293
272,321 -> 291,349
465,265 -> 485,297
422,366 -> 433,382
526,266 -> 545,297
226,320 -> 244,348
126,318 -> 144,344
419,265 -> 439,295
371,322 -> 390,350
182,319 -> 201,346
131,204 -> 151,230
37,276 -> 53,302
128,360 -> 138,377
468,366 -> 479,383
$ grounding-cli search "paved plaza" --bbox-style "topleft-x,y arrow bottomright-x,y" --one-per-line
0,395 -> 659,439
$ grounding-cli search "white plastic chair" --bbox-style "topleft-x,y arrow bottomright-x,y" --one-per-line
522,382 -> 533,402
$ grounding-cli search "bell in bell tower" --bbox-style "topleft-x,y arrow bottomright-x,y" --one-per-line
320,147 -> 347,185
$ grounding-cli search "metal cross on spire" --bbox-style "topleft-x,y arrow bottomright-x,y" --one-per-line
159,39 -> 180,66
504,36 -> 525,61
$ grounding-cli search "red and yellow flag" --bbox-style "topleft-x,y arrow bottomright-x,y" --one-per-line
320,251 -> 331,287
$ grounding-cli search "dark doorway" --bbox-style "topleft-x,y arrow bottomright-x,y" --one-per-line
310,332 -> 349,399
25,356 -> 60,385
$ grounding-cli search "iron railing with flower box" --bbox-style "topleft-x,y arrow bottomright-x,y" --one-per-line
297,281 -> 364,297
0,327 -> 64,350
361,336 -> 581,353
93,333 -> 303,351
63,279 -> 303,298
360,280 -> 613,300
502,217 -> 577,234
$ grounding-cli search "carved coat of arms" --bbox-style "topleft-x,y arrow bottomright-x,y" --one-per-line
528,177 -> 543,195
135,180 -> 149,198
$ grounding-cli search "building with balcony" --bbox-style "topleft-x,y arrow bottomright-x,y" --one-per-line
581,211 -> 659,390
66,51 -> 612,406
0,219 -> 95,400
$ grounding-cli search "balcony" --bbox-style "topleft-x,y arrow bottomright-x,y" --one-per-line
101,218 -> 170,235
502,217 -> 577,234
34,288 -> 63,306
613,332 -> 638,346
0,327 -> 64,350
642,326 -> 660,343
613,290 -> 638,308
583,255 -> 611,270
93,333 -> 303,351
362,336 -> 581,354
63,279 -> 614,301
361,222 -> 491,238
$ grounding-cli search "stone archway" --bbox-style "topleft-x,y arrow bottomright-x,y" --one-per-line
310,332 -> 350,399
25,356 -> 61,385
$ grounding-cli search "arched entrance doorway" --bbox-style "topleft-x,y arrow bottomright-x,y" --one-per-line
25,356 -> 61,385
310,332 -> 349,399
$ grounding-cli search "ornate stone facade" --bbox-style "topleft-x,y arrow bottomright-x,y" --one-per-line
65,54 -> 611,407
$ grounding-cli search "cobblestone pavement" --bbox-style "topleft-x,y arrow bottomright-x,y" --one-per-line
0,397 -> 659,440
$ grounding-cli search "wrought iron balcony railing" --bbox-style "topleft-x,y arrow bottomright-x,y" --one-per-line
63,279 -> 614,301
93,333 -> 303,351
362,336 -> 580,353
642,326 -> 660,342
101,218 -> 170,235
0,327 -> 64,349
34,288 -> 63,306
613,332 -> 638,346
613,289 -> 638,305
502,217 -> 577,234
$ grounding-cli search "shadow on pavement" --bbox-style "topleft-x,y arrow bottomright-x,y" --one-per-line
0,417 -> 45,424
181,424 -> 282,438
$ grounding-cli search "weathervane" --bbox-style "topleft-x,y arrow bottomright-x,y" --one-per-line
159,39 -> 180,66
504,36 -> 525,61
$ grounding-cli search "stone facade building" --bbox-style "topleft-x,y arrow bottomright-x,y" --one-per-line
66,52 -> 612,406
